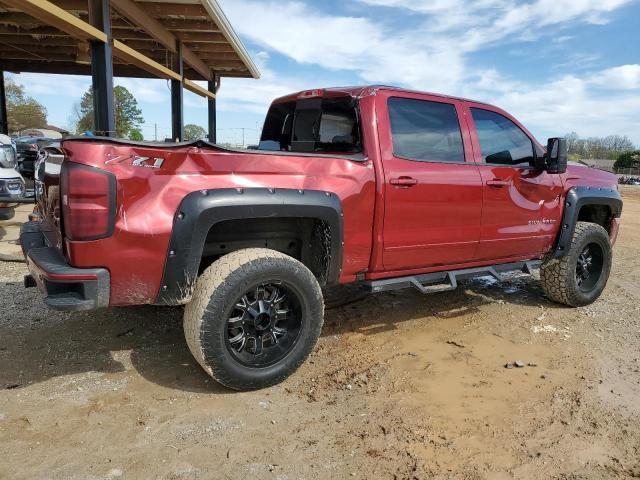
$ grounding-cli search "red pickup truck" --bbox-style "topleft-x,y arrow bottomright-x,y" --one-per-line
21,86 -> 622,390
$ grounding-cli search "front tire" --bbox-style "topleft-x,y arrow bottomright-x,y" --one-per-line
540,221 -> 612,307
184,248 -> 324,390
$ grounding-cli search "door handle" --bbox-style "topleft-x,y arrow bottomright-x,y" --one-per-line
390,177 -> 418,187
486,179 -> 509,187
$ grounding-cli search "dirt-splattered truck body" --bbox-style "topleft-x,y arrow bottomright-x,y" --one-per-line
21,86 -> 622,389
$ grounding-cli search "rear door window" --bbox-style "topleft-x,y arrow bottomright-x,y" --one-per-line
387,97 -> 465,163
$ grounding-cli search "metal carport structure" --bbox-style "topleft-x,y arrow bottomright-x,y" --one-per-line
0,0 -> 260,141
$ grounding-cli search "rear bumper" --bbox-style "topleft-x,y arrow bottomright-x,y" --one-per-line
20,221 -> 110,311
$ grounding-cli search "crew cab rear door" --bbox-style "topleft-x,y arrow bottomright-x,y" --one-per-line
463,103 -> 564,260
376,90 -> 483,272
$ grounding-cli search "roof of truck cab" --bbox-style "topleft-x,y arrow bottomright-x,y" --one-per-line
271,85 -> 494,107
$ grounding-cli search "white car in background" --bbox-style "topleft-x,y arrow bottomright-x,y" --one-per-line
0,133 -> 26,221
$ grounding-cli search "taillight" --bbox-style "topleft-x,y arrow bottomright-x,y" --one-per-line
298,89 -> 322,99
61,162 -> 116,241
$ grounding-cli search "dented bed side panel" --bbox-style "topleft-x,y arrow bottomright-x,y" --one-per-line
61,140 -> 376,306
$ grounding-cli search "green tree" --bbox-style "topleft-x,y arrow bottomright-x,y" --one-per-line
128,128 -> 144,141
5,78 -> 47,133
614,150 -> 640,170
183,123 -> 207,141
76,85 -> 143,138
564,132 -> 636,160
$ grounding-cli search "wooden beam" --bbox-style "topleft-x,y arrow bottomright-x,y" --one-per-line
8,0 -> 106,41
0,44 -> 133,58
181,46 -> 210,80
0,0 -> 88,9
14,2 -> 211,22
185,43 -> 235,53
91,17 -> 218,33
0,12 -> 44,26
0,58 -> 160,77
115,38 -> 165,50
50,0 -> 87,10
0,24 -> 154,41
110,0 -> 175,51
0,44 -> 75,55
184,78 -> 214,99
159,18 -> 219,32
174,31 -> 226,43
109,0 -> 211,80
110,30 -> 159,41
0,33 -> 78,45
0,51 -> 76,61
120,39 -> 231,54
110,19 -> 154,30
142,52 -> 245,72
133,2 -> 208,17
190,51 -> 237,61
112,40 -> 211,98
60,13 -> 208,32
203,70 -> 250,78
112,39 -> 180,81
0,25 -> 69,35
203,60 -> 246,70
181,68 -> 207,81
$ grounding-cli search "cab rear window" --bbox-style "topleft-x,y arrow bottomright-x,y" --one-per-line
259,96 -> 361,154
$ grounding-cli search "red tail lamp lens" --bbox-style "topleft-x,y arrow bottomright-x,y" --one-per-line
61,162 -> 116,241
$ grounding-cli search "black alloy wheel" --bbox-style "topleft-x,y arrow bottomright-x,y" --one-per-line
225,282 -> 303,368
575,243 -> 604,292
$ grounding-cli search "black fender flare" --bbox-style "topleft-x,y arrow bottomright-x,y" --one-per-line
554,186 -> 622,258
156,188 -> 343,305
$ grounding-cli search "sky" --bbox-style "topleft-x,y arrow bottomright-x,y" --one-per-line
6,0 -> 640,145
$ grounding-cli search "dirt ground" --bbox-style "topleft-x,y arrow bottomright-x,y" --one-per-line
1,187 -> 639,480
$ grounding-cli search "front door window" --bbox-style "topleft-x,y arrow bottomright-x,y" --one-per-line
471,108 -> 534,167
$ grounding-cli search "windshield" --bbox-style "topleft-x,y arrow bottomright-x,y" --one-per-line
259,96 -> 361,154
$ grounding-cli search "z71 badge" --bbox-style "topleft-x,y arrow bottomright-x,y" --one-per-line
131,156 -> 164,169
104,154 -> 164,168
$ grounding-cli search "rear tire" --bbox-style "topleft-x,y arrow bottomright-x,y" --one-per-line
540,221 -> 612,307
184,248 -> 324,390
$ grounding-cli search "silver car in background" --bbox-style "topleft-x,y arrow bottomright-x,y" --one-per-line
0,134 -> 26,221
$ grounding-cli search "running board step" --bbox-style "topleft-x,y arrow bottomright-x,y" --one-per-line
363,261 -> 541,294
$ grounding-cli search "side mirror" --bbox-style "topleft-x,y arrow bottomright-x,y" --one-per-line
546,137 -> 567,174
